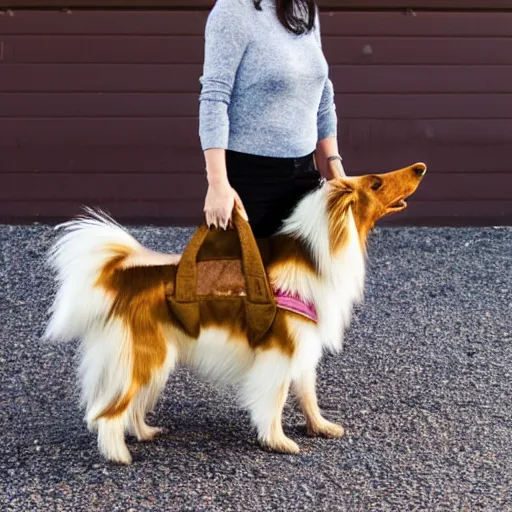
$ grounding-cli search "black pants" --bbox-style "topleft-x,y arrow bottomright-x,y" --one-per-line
226,150 -> 323,238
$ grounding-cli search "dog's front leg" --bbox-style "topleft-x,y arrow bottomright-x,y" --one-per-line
242,352 -> 299,454
293,367 -> 345,439
255,379 -> 300,454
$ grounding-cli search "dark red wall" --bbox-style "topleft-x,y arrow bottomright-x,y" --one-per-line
1,9 -> 511,225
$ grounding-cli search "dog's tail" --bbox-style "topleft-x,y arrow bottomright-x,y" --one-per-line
43,208 -> 142,343
43,208 -> 177,463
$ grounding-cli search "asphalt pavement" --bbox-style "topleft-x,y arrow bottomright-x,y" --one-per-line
1,222 -> 511,511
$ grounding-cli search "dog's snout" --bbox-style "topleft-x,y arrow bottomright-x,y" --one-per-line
413,163 -> 427,178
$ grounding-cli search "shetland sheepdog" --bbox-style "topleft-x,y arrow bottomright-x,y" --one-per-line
44,162 -> 426,464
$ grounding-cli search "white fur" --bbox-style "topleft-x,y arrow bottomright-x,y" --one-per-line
277,188 -> 366,352
79,321 -> 132,430
43,208 -> 139,343
178,327 -> 254,386
288,319 -> 323,383
97,416 -> 132,464
126,342 -> 177,441
241,348 -> 292,444
45,182 -> 366,462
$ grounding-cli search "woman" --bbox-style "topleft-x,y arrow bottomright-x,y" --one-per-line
199,0 -> 345,237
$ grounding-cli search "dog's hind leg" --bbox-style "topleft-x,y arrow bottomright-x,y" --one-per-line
77,322 -> 134,463
242,350 -> 299,454
292,365 -> 344,439
127,343 -> 177,442
81,315 -> 171,464
96,416 -> 132,464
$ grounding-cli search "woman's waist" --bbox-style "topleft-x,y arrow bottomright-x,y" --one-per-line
225,147 -> 316,177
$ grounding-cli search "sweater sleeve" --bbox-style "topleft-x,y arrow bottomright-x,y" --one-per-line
314,10 -> 338,141
198,0 -> 249,151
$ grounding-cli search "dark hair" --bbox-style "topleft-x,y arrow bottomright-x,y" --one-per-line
254,0 -> 316,35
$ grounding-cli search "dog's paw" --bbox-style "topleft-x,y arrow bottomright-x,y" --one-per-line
111,451 -> 133,465
101,443 -> 133,465
136,425 -> 167,442
307,420 -> 345,439
261,435 -> 300,455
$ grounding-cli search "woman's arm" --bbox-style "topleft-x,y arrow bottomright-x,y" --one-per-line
313,7 -> 346,180
199,0 -> 250,227
203,149 -> 247,229
316,137 -> 346,180
199,0 -> 249,150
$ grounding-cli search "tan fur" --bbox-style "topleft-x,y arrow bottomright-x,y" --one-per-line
264,381 -> 299,454
293,370 -> 344,438
326,181 -> 353,254
347,163 -> 427,247
94,248 -> 175,419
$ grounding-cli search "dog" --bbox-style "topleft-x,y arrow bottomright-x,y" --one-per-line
43,162 -> 427,464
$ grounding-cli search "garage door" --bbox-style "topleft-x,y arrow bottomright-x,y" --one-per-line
1,1 -> 511,225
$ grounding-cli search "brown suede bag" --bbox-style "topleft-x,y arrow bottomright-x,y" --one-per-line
166,210 -> 277,345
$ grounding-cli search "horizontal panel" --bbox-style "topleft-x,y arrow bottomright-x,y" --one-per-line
343,146 -> 512,174
341,119 -> 512,146
330,65 -> 512,94
1,200 -> 511,227
381,200 -> 512,226
0,200 -> 203,226
323,37 -> 512,65
2,1 -> 511,10
1,35 -> 204,64
318,12 -> 512,37
411,174 -> 512,201
1,0 -> 212,7
3,145 -> 512,174
4,36 -> 512,65
2,12 -> 512,37
0,64 -> 201,92
0,93 -> 199,118
323,0 -> 512,7
1,147 -> 206,172
1,64 -> 510,94
0,118 -> 201,147
0,171 -> 509,202
2,119 -> 512,148
2,93 -> 512,120
0,172 -> 207,201
0,93 -> 192,117
0,11 -> 208,35
336,94 -> 512,120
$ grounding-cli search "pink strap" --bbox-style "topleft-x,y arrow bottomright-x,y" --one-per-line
274,289 -> 318,323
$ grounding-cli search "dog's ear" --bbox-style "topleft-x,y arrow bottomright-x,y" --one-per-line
326,178 -> 356,252
326,177 -> 354,195
326,178 -> 355,207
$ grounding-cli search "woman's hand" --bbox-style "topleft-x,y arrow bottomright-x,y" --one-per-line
315,136 -> 346,180
202,148 -> 248,229
204,179 -> 248,230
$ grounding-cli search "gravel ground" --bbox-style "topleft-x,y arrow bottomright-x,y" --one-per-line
1,222 -> 511,512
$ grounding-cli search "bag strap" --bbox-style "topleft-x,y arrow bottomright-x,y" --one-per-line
231,208 -> 275,304
175,209 -> 273,305
174,223 -> 210,303
171,208 -> 276,343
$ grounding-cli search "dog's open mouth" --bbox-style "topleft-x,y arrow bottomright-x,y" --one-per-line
389,198 -> 408,211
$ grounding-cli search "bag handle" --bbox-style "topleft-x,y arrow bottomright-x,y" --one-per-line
169,208 -> 276,343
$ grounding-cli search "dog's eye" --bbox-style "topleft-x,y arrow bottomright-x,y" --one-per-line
370,176 -> 383,191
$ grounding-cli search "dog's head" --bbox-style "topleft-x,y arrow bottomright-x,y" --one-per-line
326,162 -> 427,249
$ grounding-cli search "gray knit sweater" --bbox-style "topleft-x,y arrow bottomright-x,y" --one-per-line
198,0 -> 337,158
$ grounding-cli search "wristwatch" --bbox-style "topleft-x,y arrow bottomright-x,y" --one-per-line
327,155 -> 343,165
327,155 -> 344,179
